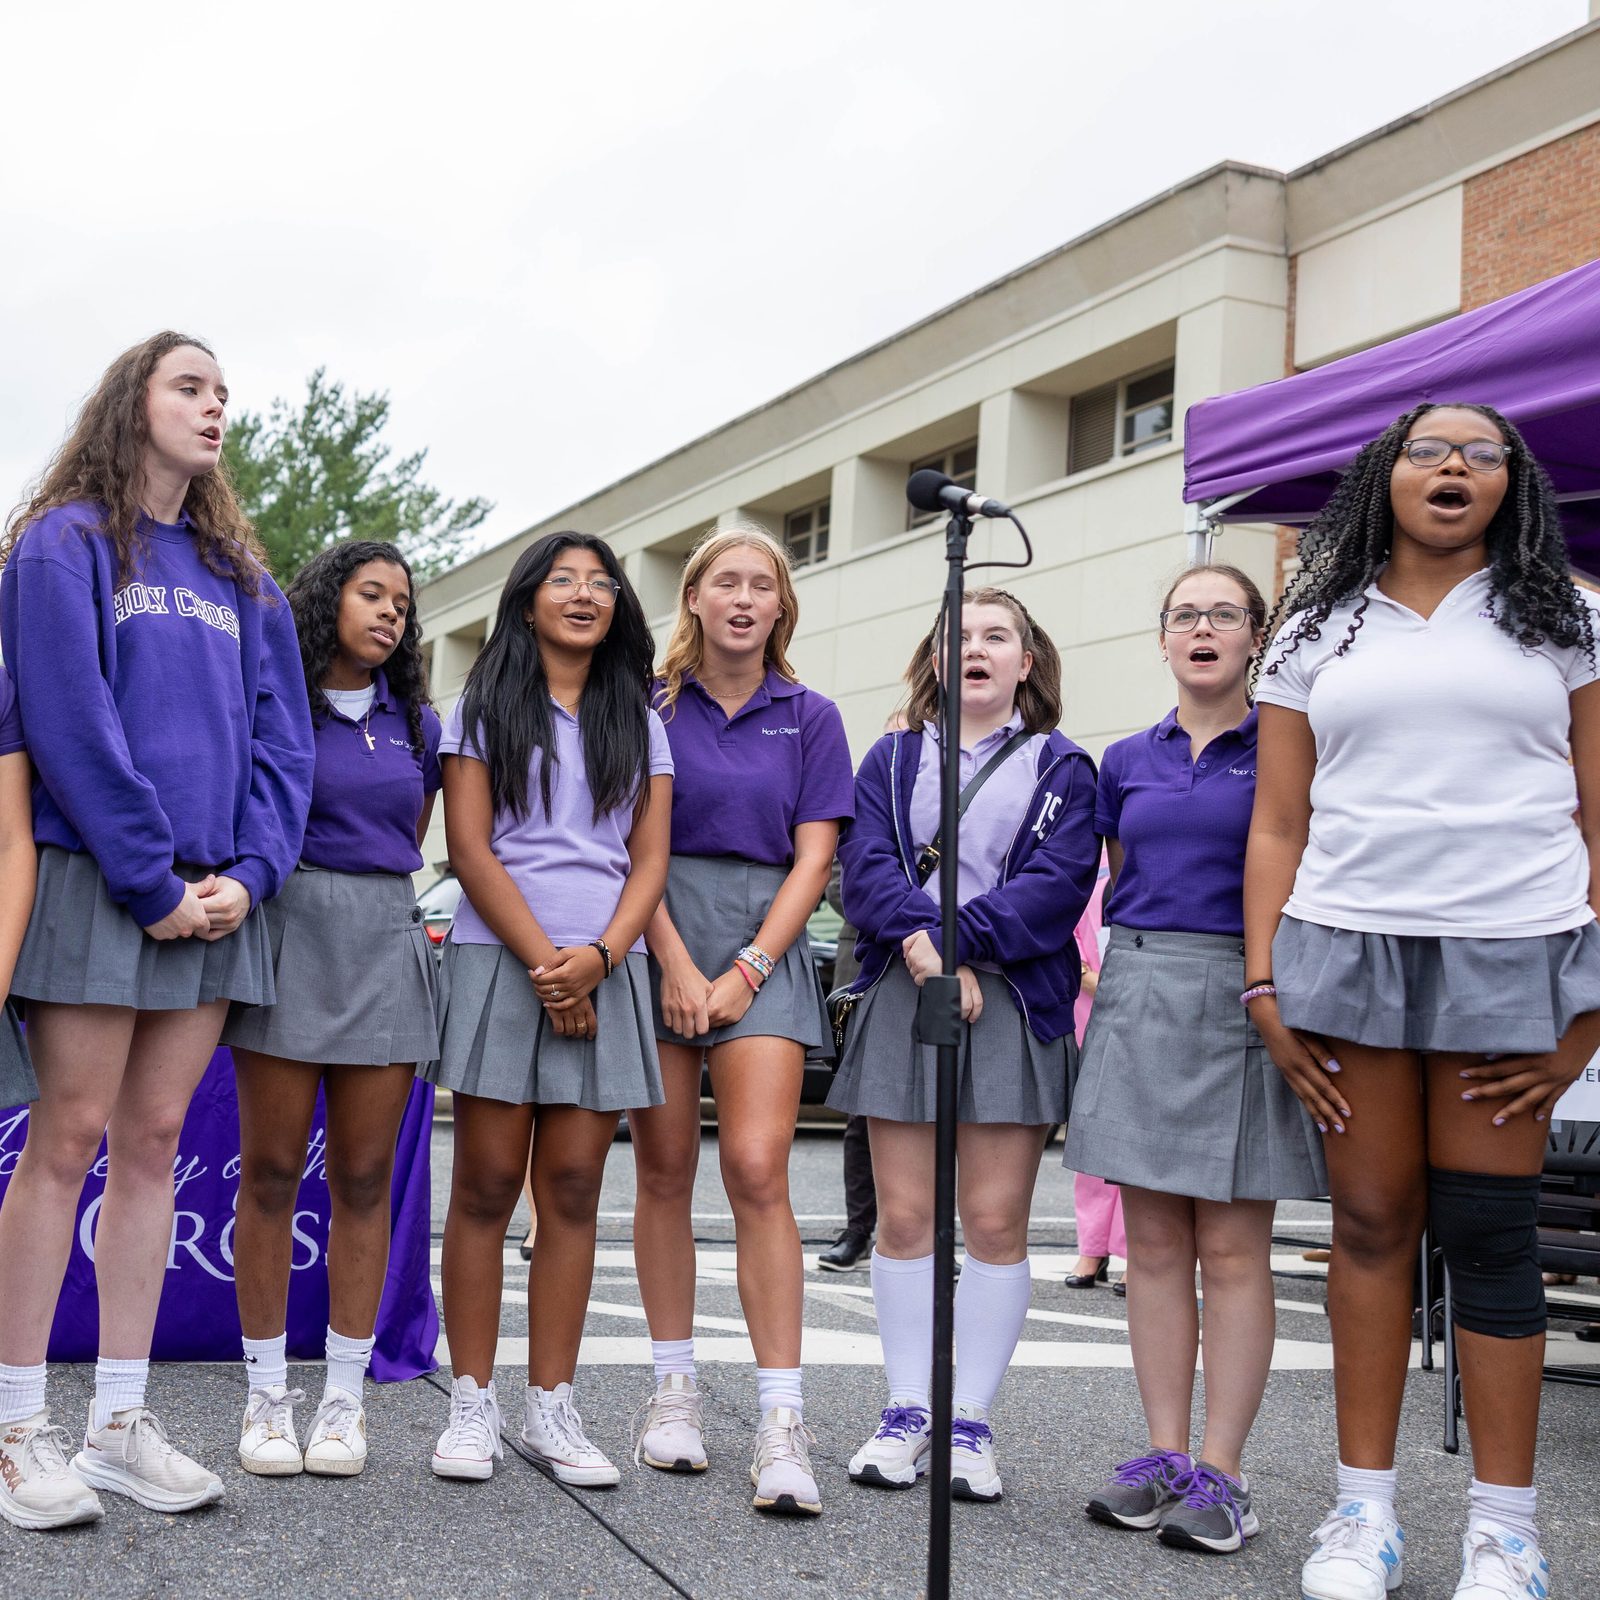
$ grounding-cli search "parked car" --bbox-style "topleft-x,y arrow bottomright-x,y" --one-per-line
416,870 -> 463,958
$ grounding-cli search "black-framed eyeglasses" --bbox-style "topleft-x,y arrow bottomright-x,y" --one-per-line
542,575 -> 620,606
1160,605 -> 1250,633
1399,437 -> 1508,472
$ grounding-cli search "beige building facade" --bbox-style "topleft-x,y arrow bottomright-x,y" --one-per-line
417,20 -> 1600,870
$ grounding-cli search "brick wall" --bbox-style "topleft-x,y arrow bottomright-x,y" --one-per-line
1461,122 -> 1600,309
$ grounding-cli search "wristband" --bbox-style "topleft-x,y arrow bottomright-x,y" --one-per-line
589,938 -> 614,979
1244,975 -> 1274,990
734,958 -> 762,992
736,944 -> 775,981
1239,983 -> 1277,1007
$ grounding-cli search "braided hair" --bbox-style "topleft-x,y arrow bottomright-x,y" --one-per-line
285,539 -> 432,756
1259,402 -> 1593,686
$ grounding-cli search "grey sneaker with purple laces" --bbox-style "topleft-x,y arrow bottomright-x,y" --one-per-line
1085,1448 -> 1193,1530
1157,1460 -> 1259,1554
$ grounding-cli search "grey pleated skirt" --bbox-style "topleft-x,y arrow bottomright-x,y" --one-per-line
12,846 -> 274,1010
1064,926 -> 1328,1203
651,854 -> 832,1060
0,1003 -> 37,1108
1273,914 -> 1600,1055
221,865 -> 439,1066
422,941 -> 664,1111
826,958 -> 1073,1125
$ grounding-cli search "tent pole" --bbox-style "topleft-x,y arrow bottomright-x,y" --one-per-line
1184,501 -> 1215,566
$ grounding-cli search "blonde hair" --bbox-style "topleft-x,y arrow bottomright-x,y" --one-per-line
903,588 -> 1062,735
657,522 -> 801,711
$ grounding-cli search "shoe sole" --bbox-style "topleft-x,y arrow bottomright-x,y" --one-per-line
430,1454 -> 493,1481
303,1454 -> 365,1478
815,1260 -> 866,1273
951,1476 -> 1001,1503
1300,1563 -> 1403,1600
72,1453 -> 223,1514
751,1491 -> 823,1516
0,1491 -> 104,1531
642,1451 -> 707,1473
523,1444 -> 619,1488
849,1461 -> 925,1489
1157,1509 -> 1260,1554
239,1451 -> 304,1477
1086,1500 -> 1169,1531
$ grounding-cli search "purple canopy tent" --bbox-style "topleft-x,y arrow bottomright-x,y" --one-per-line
1182,257 -> 1600,573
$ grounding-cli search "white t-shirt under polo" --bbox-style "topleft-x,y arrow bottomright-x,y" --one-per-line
1255,569 -> 1600,938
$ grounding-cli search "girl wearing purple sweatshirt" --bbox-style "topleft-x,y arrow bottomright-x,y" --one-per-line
831,589 -> 1097,1503
0,332 -> 314,1531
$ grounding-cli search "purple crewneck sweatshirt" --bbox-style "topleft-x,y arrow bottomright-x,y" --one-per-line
0,501 -> 315,925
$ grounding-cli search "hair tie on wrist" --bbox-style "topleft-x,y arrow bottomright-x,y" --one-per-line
589,938 -> 613,979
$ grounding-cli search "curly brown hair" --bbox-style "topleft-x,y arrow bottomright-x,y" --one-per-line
2,330 -> 268,594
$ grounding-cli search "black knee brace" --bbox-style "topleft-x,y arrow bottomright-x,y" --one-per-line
1427,1166 -> 1546,1339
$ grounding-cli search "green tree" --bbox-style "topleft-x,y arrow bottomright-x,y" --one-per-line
224,369 -> 492,582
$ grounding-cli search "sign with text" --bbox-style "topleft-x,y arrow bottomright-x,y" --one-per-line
1554,1049 -> 1600,1123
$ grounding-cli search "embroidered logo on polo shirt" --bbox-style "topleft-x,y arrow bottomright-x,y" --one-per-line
761,727 -> 801,735
1228,766 -> 1256,777
388,737 -> 411,749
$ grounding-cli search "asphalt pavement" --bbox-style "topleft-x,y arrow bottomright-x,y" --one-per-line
4,1126 -> 1598,1599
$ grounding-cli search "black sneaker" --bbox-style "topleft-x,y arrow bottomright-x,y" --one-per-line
817,1230 -> 872,1272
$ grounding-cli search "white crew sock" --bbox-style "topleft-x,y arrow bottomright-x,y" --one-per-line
755,1367 -> 803,1418
651,1338 -> 696,1386
952,1254 -> 1031,1418
870,1250 -> 933,1409
92,1357 -> 149,1429
242,1333 -> 288,1394
0,1361 -> 47,1426
324,1326 -> 375,1401
1468,1477 -> 1538,1544
1336,1460 -> 1399,1523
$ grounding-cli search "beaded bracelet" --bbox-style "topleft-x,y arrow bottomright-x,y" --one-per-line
1239,983 -> 1277,1007
736,943 -> 775,981
734,958 -> 763,992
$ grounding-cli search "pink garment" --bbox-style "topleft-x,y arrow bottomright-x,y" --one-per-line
1072,871 -> 1108,1045
1073,1171 -> 1127,1259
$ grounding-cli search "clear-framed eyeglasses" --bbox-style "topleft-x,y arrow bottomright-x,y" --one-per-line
542,575 -> 620,606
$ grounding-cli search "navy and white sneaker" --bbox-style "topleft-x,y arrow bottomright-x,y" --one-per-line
1302,1500 -> 1405,1600
949,1410 -> 1001,1503
848,1404 -> 932,1489
1157,1461 -> 1259,1554
1454,1522 -> 1551,1599
1085,1448 -> 1193,1531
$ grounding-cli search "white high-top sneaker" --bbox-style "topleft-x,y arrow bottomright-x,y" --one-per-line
303,1387 -> 367,1478
239,1385 -> 305,1476
750,1407 -> 821,1517
430,1375 -> 503,1481
633,1374 -> 708,1473
522,1384 -> 620,1487
74,1406 -> 224,1513
0,1411 -> 103,1530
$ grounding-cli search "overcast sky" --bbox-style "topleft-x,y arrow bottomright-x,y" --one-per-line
2,1 -> 1588,555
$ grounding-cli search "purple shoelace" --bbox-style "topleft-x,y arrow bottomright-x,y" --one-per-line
1111,1448 -> 1189,1487
874,1405 -> 929,1441
1171,1464 -> 1243,1530
950,1418 -> 993,1451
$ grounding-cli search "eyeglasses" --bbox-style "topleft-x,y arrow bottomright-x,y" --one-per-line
1160,605 -> 1251,633
1399,437 -> 1508,472
543,575 -> 619,606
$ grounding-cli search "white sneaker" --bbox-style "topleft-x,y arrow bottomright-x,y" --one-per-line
1454,1522 -> 1552,1599
0,1411 -> 103,1530
303,1387 -> 367,1478
848,1404 -> 932,1489
949,1408 -> 1002,1503
1302,1500 -> 1406,1600
522,1383 -> 620,1487
431,1375 -> 504,1481
632,1374 -> 707,1473
239,1385 -> 305,1476
750,1406 -> 821,1517
74,1406 -> 224,1513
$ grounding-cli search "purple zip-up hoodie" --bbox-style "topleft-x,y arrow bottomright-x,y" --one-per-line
0,502 -> 314,926
839,726 -> 1098,1043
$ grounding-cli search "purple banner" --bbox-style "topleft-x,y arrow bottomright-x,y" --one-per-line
0,1049 -> 438,1381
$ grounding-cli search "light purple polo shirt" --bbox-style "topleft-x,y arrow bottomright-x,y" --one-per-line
0,664 -> 23,757
908,711 -> 1045,908
301,671 -> 442,875
1096,706 -> 1257,937
441,698 -> 674,951
655,670 -> 854,866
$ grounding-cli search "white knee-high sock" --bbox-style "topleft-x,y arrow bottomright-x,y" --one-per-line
870,1250 -> 933,1409
952,1254 -> 1031,1418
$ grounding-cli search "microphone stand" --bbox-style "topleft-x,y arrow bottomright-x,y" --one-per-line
917,505 -> 972,1600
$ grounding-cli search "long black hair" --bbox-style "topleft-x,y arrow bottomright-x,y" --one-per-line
285,539 -> 431,755
458,531 -> 655,822
1260,401 -> 1593,683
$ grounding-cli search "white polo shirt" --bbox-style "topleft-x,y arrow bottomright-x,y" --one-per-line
1255,568 -> 1600,938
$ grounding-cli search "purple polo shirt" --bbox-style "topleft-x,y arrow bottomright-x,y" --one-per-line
300,672 -> 442,875
0,665 -> 23,757
442,698 -> 674,951
654,670 -> 853,866
1097,706 -> 1257,936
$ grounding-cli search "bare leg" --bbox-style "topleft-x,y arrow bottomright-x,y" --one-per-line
708,1037 -> 805,1368
868,1120 -> 936,1259
952,1122 -> 1049,1264
626,1044 -> 703,1340
1193,1197 -> 1277,1477
439,1095 -> 533,1385
0,1004 -> 135,1362
1120,1186 -> 1199,1457
96,1002 -> 229,1358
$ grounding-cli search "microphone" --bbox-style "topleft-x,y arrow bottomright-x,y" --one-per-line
905,468 -> 1010,520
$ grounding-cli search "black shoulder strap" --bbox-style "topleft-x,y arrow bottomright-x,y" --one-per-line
915,729 -> 1034,886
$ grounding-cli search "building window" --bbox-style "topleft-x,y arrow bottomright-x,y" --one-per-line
906,439 -> 979,528
784,499 -> 830,569
1068,363 -> 1175,474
